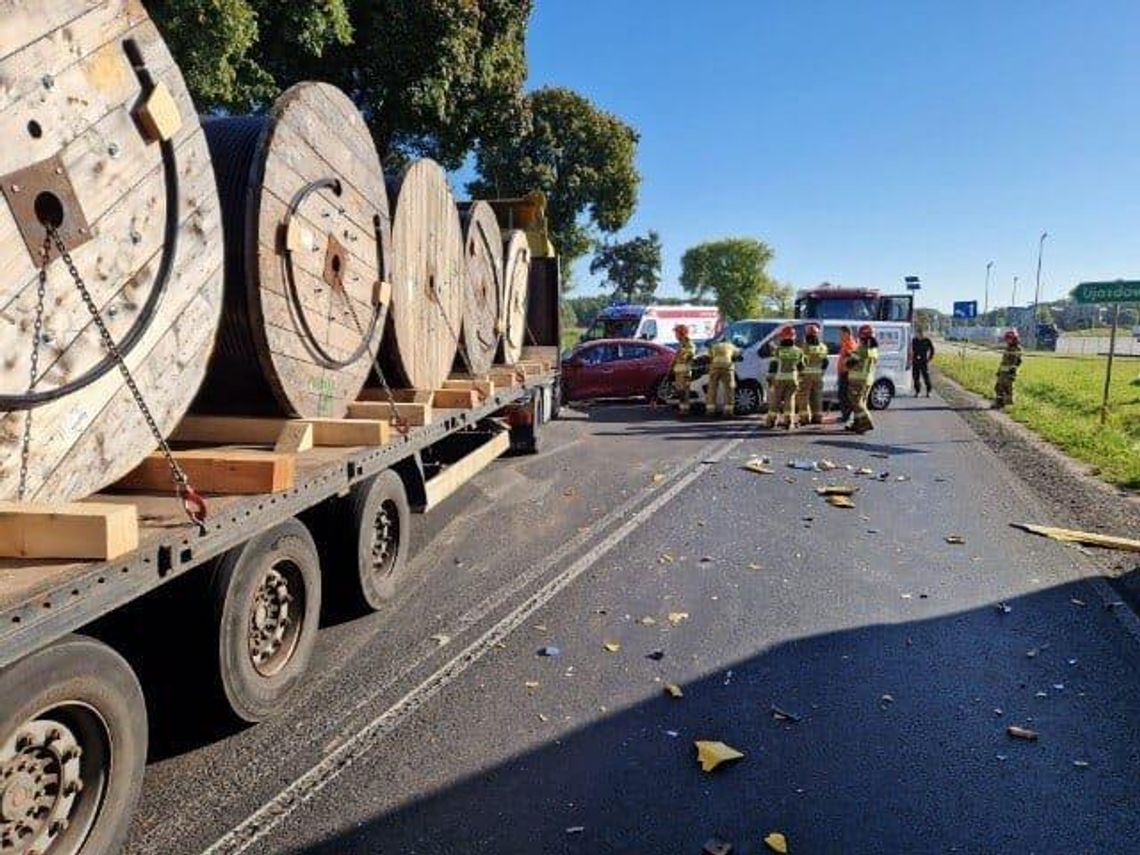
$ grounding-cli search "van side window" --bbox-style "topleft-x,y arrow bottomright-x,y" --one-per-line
639,319 -> 658,341
822,326 -> 843,355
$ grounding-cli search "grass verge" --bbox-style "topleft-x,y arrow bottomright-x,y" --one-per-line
937,347 -> 1140,490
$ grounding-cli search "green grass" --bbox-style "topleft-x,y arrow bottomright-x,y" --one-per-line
937,349 -> 1140,489
562,327 -> 585,350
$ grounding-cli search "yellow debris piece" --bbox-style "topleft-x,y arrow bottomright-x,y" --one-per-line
603,641 -> 621,653
826,495 -> 856,509
694,740 -> 745,772
667,611 -> 690,624
743,459 -> 774,474
764,832 -> 788,853
664,683 -> 684,698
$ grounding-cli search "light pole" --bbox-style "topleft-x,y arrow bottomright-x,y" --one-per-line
984,261 -> 994,318
1011,275 -> 1019,309
1031,231 -> 1048,347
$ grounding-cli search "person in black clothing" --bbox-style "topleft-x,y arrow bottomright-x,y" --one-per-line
911,329 -> 935,396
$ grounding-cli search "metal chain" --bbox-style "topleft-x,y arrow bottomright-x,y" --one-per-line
46,226 -> 207,530
338,285 -> 410,435
16,233 -> 53,500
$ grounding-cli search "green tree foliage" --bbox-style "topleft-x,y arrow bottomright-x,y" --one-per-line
679,238 -> 781,321
564,295 -> 612,328
589,231 -> 662,303
470,87 -> 640,281
150,0 -> 531,169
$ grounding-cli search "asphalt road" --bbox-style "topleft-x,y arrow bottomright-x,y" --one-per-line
126,394 -> 1140,855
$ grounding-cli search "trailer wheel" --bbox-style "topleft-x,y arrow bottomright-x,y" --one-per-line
211,519 -> 321,722
0,635 -> 146,855
342,471 -> 411,610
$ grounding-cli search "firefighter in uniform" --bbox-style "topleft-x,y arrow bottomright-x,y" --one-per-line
993,329 -> 1022,409
765,325 -> 804,430
706,338 -> 740,416
845,324 -> 879,434
671,324 -> 696,415
797,323 -> 829,425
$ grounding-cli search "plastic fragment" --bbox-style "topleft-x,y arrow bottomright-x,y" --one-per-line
743,459 -> 774,474
771,704 -> 803,723
1073,760 -> 1090,768
694,740 -> 745,772
945,535 -> 966,545
1026,648 -> 1039,658
764,832 -> 789,853
430,634 -> 450,647
856,467 -> 874,475
880,693 -> 895,707
524,681 -> 540,690
1007,725 -> 1038,741
638,616 -> 657,626
603,641 -> 620,653
703,836 -> 733,855
789,459 -> 818,471
537,645 -> 561,657
665,729 -> 680,737
566,826 -> 585,834
664,683 -> 684,698
996,602 -> 1012,614
1071,598 -> 1087,607
537,713 -> 549,722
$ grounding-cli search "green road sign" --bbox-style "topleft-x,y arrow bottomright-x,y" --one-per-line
1071,280 -> 1140,304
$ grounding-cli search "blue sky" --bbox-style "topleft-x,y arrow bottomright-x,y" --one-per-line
521,0 -> 1140,311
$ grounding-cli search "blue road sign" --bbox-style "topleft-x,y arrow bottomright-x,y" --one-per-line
905,275 -> 921,291
952,300 -> 978,319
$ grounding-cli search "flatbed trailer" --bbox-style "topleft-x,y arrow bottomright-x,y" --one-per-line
0,374 -> 556,854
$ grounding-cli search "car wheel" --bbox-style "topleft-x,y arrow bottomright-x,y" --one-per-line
654,375 -> 675,403
734,381 -> 762,416
869,379 -> 894,410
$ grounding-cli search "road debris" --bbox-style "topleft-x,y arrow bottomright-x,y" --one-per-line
703,836 -> 734,855
651,473 -> 667,485
1010,523 -> 1140,553
537,713 -> 549,722
945,535 -> 966,545
566,826 -> 585,835
667,611 -> 691,624
430,634 -> 451,647
816,485 -> 859,497
748,562 -> 764,571
856,466 -> 874,476
695,740 -> 745,772
603,641 -> 621,653
537,645 -> 561,657
1073,760 -> 1090,769
789,459 -> 818,471
818,459 -> 838,471
1071,598 -> 1087,607
764,832 -> 789,853
1026,648 -> 1039,658
827,495 -> 856,509
659,552 -> 675,564
638,616 -> 658,626
1007,725 -> 1039,741
770,704 -> 803,723
996,602 -> 1012,615
647,649 -> 665,661
743,459 -> 775,474
665,729 -> 680,737
524,681 -> 540,690
664,683 -> 684,698
699,555 -> 714,563
879,693 -> 895,708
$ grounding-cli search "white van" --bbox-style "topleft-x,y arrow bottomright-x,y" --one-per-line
686,319 -> 913,415
582,304 -> 722,346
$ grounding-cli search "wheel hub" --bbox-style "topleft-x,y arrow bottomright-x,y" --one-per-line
370,505 -> 395,575
1,720 -> 82,853
248,567 -> 297,676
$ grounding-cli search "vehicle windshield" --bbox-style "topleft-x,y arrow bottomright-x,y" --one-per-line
796,296 -> 878,320
714,320 -> 779,349
583,317 -> 640,341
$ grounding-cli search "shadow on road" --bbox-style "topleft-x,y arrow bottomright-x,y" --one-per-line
281,571 -> 1140,855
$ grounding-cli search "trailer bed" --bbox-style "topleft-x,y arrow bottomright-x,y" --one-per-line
0,377 -> 554,669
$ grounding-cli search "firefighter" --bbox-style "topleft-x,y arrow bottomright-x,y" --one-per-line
845,324 -> 879,434
671,324 -> 696,414
706,337 -> 740,416
993,329 -> 1022,409
765,325 -> 804,429
797,323 -> 829,425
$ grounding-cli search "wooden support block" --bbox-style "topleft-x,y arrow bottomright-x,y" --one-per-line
432,388 -> 480,409
388,389 -> 434,404
346,401 -> 433,427
136,80 -> 183,142
117,450 -> 296,495
522,346 -> 560,371
0,502 -> 139,560
515,360 -> 548,377
305,418 -> 391,447
173,415 -> 291,445
274,422 -> 314,453
423,431 -> 511,510
489,369 -> 520,388
444,378 -> 495,399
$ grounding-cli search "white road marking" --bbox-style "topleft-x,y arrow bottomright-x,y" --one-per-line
202,437 -> 742,855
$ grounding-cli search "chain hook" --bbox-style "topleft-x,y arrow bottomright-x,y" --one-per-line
178,483 -> 208,533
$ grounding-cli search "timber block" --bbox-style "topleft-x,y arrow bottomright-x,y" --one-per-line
117,450 -> 296,495
347,401 -> 433,427
171,415 -> 389,449
489,369 -> 521,389
444,378 -> 495,399
432,388 -> 480,409
357,387 -> 434,404
515,360 -> 548,377
521,346 -> 559,371
0,502 -> 139,560
302,418 -> 391,447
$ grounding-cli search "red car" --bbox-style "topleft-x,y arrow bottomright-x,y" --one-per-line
561,338 -> 676,403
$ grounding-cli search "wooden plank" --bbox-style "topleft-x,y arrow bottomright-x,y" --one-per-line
423,431 -> 510,510
346,401 -> 432,427
432,388 -> 480,409
1011,523 -> 1140,553
116,450 -> 295,494
304,418 -> 390,447
173,414 -> 388,448
444,378 -> 495,399
0,501 -> 138,560
488,369 -> 521,388
385,389 -> 434,404
274,421 -> 314,453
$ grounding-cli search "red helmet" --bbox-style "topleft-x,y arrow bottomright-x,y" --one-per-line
1004,329 -> 1020,344
779,325 -> 796,342
858,324 -> 874,340
805,323 -> 821,338
674,323 -> 689,337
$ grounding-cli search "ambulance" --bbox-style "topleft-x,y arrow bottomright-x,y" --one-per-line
582,303 -> 722,346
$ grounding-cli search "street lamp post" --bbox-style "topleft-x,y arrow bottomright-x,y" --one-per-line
984,261 -> 994,318
1011,275 -> 1019,309
1031,231 -> 1048,347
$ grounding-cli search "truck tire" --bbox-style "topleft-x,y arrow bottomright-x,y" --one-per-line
210,519 -> 321,722
336,471 -> 411,611
0,635 -> 147,855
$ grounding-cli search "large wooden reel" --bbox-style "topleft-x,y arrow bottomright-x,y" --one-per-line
194,82 -> 391,418
500,230 -> 532,365
382,159 -> 464,391
457,202 -> 503,376
0,0 -> 224,502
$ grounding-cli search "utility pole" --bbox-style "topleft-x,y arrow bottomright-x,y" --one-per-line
1031,231 -> 1048,347
1011,275 -> 1019,309
984,261 -> 994,318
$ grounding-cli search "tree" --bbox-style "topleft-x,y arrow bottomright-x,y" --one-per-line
150,1 -> 531,169
470,87 -> 640,282
589,231 -> 661,303
679,238 -> 781,320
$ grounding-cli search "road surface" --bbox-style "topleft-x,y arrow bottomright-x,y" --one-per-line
125,394 -> 1140,854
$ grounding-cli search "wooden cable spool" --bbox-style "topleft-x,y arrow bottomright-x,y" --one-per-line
500,230 -> 532,365
193,82 -> 391,418
0,1 -> 224,503
382,159 -> 464,390
456,201 -> 503,376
